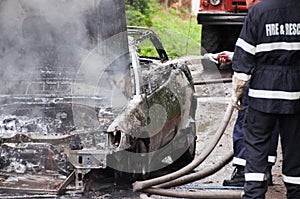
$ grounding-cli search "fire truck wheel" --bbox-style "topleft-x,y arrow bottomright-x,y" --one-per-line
201,25 -> 220,54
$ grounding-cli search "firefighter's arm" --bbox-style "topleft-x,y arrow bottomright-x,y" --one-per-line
230,8 -> 257,110
231,72 -> 250,110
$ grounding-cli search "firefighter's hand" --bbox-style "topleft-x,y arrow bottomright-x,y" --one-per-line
231,75 -> 248,110
217,51 -> 233,64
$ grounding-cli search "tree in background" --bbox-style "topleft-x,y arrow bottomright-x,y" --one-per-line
125,0 -> 156,26
125,0 -> 192,26
160,0 -> 191,11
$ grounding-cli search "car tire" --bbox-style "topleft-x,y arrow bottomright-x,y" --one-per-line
130,139 -> 150,181
172,138 -> 196,168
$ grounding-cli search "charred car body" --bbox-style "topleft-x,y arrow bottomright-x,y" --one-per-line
0,0 -> 197,195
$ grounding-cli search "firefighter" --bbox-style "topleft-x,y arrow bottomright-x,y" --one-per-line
231,0 -> 300,198
216,51 -> 280,187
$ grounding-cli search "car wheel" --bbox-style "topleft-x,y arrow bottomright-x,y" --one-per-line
172,138 -> 196,169
130,139 -> 149,181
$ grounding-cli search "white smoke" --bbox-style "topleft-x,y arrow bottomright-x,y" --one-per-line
0,0 -> 130,129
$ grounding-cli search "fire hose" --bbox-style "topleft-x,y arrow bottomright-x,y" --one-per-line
140,187 -> 241,199
155,152 -> 233,188
133,103 -> 243,198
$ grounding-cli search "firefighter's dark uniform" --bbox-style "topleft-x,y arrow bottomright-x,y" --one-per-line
232,88 -> 279,169
232,0 -> 300,198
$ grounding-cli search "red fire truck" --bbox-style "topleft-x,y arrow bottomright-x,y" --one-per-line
197,0 -> 247,54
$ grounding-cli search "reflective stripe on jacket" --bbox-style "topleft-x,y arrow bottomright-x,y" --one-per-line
232,0 -> 300,114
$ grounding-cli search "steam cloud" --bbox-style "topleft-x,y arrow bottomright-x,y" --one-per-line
0,0 -> 130,130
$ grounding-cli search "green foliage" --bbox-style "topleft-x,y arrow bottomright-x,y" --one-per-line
125,0 -> 150,14
151,10 -> 201,58
137,38 -> 159,57
125,0 -> 157,27
125,8 -> 152,27
139,47 -> 158,57
125,1 -> 201,58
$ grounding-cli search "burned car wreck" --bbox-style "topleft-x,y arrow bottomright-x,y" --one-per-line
0,0 -> 197,195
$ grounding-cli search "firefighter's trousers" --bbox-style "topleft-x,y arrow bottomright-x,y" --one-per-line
232,88 -> 279,167
242,107 -> 300,199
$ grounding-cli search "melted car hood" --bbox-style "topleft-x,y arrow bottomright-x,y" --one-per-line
0,96 -> 123,139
